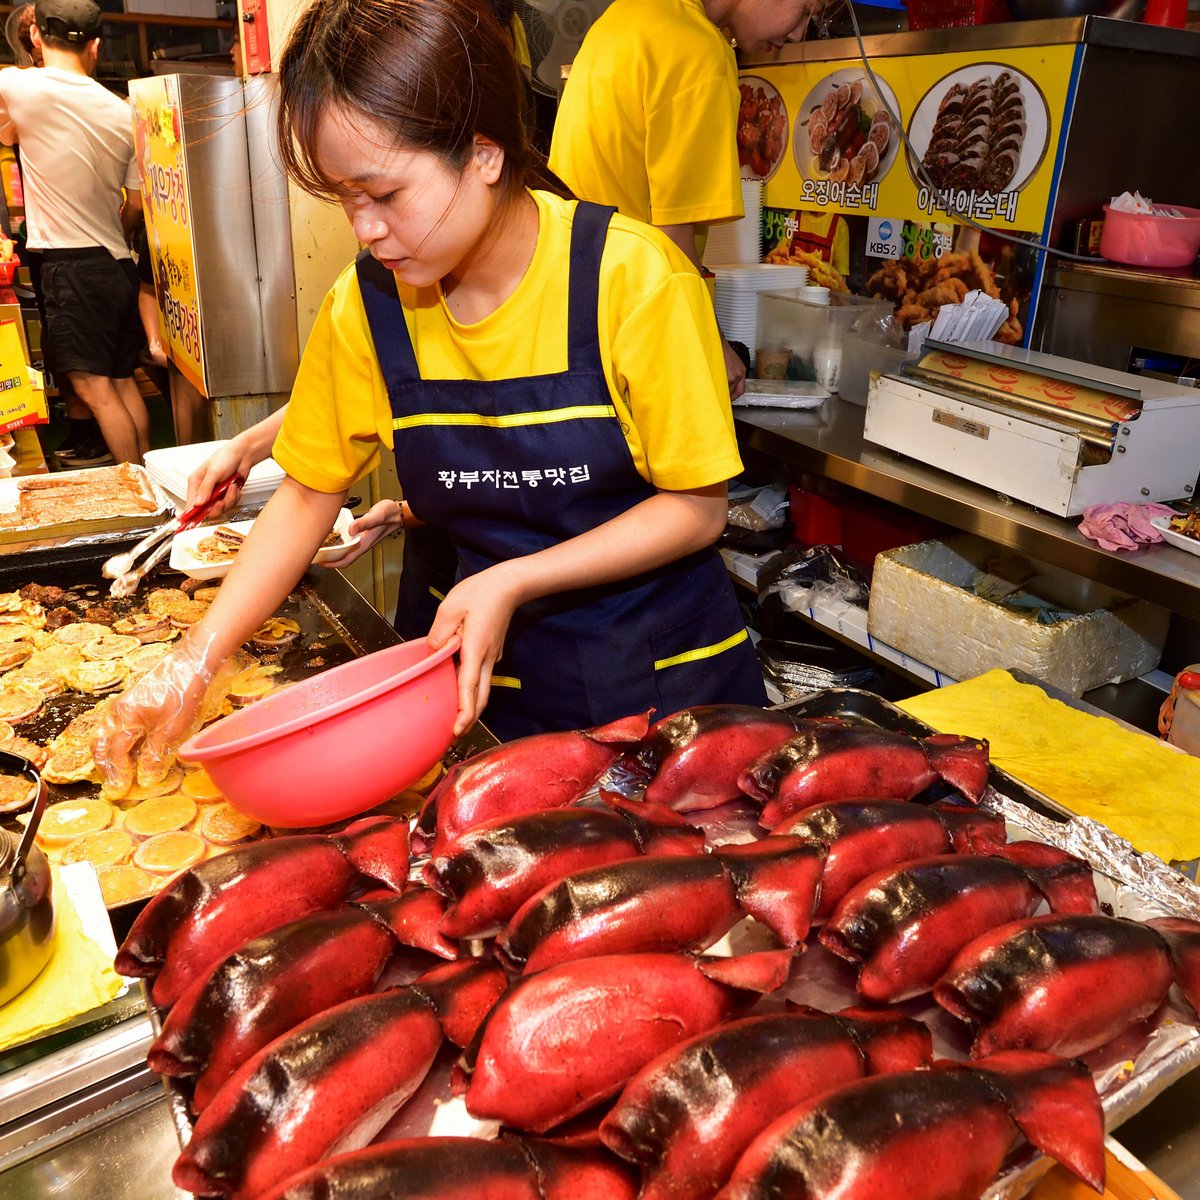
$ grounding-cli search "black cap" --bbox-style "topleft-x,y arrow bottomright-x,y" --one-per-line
34,0 -> 102,44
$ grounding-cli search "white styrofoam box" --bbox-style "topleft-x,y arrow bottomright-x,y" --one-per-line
719,547 -> 954,687
867,534 -> 1170,697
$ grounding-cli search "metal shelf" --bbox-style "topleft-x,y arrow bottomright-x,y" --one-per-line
734,398 -> 1200,622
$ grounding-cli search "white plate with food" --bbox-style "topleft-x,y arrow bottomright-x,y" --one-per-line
793,67 -> 901,188
905,63 -> 1050,197
1151,514 -> 1200,558
738,75 -> 789,182
170,508 -> 359,581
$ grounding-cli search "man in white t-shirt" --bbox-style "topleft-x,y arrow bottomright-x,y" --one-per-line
0,0 -> 148,464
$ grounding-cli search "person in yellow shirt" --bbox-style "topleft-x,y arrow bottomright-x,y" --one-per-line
549,0 -> 818,399
779,208 -> 850,278
93,0 -> 765,785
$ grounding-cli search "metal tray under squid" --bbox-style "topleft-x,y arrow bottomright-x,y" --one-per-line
149,687 -> 1200,1200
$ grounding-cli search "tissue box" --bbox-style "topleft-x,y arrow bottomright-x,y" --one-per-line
867,535 -> 1168,696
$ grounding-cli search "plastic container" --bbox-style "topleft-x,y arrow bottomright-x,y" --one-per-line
839,334 -> 917,406
179,637 -> 460,827
756,290 -> 893,376
1099,203 -> 1200,269
0,257 -> 19,287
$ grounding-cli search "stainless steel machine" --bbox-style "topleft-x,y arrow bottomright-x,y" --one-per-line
864,340 -> 1200,517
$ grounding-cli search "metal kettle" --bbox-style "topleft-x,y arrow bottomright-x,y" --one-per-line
0,749 -> 55,1007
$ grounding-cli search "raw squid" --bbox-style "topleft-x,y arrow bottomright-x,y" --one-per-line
174,958 -> 507,1200
934,913 -> 1200,1057
718,1050 -> 1105,1200
428,798 -> 705,939
416,711 -> 652,857
497,837 -> 825,973
464,949 -> 793,1133
116,816 -> 410,1008
252,1136 -> 638,1200
150,886 -> 456,1110
775,798 -> 1006,921
620,704 -> 799,811
819,844 -> 1098,1002
600,1006 -> 933,1200
739,724 -> 989,827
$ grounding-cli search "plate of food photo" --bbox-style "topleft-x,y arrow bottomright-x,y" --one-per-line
793,67 -> 901,189
906,63 -> 1050,197
738,75 -> 789,182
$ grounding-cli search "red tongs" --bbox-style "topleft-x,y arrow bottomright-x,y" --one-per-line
101,473 -> 245,598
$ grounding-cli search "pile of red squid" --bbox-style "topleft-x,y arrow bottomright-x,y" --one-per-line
115,704 -> 1200,1200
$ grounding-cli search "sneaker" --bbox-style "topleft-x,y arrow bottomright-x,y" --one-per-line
59,441 -> 115,468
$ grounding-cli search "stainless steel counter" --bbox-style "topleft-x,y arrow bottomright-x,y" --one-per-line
734,397 -> 1200,621
737,398 -> 1200,1195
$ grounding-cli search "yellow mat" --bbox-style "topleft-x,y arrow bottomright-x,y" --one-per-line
0,867 -> 124,1053
898,669 -> 1200,865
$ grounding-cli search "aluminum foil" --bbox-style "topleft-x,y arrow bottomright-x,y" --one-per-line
152,689 -> 1200,1200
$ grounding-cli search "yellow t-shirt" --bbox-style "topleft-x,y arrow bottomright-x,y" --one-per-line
548,0 -> 742,228
274,191 -> 743,496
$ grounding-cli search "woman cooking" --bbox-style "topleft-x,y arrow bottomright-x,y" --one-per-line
92,0 -> 765,792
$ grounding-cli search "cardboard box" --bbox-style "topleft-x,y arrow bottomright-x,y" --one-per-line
867,535 -> 1169,697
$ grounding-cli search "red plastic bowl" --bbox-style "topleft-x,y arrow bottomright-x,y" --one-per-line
179,637 -> 459,828
1100,204 -> 1200,269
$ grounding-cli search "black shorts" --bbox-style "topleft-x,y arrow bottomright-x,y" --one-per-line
40,248 -> 143,379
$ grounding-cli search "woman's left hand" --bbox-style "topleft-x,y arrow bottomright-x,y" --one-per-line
319,499 -> 404,568
427,562 -> 525,735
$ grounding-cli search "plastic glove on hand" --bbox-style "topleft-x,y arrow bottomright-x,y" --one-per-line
91,632 -> 233,797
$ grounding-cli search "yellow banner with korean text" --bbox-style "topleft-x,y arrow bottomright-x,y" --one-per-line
739,43 -> 1079,235
0,320 -> 45,434
129,75 -> 206,395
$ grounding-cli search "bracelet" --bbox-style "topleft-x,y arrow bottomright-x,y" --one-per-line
389,500 -> 406,540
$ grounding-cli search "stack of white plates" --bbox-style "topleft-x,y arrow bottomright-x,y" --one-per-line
144,440 -> 285,513
710,264 -> 810,347
705,179 -> 765,264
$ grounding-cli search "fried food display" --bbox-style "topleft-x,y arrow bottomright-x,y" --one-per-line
867,249 -> 1023,344
737,79 -> 787,179
763,244 -> 849,292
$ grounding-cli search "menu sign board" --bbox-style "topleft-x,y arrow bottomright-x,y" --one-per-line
738,44 -> 1078,235
130,75 -> 207,394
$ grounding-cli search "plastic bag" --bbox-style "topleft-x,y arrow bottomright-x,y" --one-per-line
727,483 -> 790,533
758,542 -> 870,613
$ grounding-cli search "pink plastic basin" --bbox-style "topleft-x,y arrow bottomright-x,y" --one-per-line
1100,204 -> 1200,269
179,637 -> 459,828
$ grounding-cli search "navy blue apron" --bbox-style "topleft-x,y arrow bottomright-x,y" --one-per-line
356,201 -> 765,740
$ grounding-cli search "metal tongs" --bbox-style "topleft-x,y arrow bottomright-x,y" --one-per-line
101,473 -> 245,598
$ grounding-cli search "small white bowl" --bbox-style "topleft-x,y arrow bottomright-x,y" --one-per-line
170,507 -> 360,581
